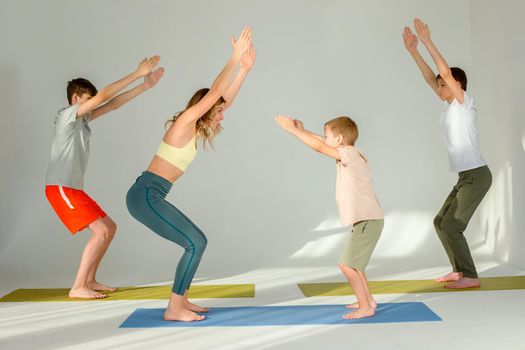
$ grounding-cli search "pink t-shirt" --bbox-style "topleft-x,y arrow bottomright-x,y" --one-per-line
335,146 -> 384,227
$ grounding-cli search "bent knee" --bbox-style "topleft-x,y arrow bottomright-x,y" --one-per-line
441,218 -> 467,237
433,216 -> 443,230
338,263 -> 356,272
94,223 -> 116,241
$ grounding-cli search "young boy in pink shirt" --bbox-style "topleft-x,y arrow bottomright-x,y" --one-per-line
275,115 -> 384,319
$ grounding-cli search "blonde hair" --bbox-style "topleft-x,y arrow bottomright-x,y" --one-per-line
324,116 -> 358,146
165,88 -> 226,150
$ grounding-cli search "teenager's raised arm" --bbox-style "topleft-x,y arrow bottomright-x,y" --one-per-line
402,26 -> 438,93
175,27 -> 252,128
413,18 -> 464,103
222,45 -> 256,110
77,56 -> 160,117
89,68 -> 165,121
275,115 -> 340,160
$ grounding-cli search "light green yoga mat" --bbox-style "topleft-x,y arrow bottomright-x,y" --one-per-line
0,284 -> 255,302
298,276 -> 525,297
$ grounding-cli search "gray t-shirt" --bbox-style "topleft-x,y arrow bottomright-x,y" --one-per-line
45,104 -> 91,189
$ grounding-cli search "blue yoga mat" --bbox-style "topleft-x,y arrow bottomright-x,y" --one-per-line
119,302 -> 441,328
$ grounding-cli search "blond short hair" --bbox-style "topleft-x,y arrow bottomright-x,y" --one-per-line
324,116 -> 358,146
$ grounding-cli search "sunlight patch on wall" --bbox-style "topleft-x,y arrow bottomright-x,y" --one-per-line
478,162 -> 513,262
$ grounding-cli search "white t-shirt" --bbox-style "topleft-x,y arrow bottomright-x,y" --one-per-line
440,91 -> 486,172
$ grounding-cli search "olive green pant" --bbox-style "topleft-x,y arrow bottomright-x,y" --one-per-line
433,165 -> 492,278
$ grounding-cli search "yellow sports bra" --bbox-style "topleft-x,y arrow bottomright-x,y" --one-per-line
155,135 -> 197,172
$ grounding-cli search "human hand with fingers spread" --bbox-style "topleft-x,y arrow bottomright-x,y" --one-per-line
136,55 -> 161,78
413,18 -> 431,45
275,115 -> 297,134
144,67 -> 165,89
402,26 -> 419,53
240,45 -> 257,71
293,119 -> 305,130
231,26 -> 252,58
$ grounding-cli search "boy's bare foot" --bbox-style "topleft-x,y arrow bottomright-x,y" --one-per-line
444,277 -> 480,289
164,307 -> 206,322
69,287 -> 107,299
435,272 -> 463,282
345,300 -> 377,309
185,300 -> 209,313
343,307 -> 375,320
87,281 -> 117,292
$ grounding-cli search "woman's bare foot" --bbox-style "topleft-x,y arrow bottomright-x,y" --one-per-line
435,272 -> 463,282
69,287 -> 107,299
184,300 -> 209,313
87,281 -> 117,292
343,307 -> 375,319
345,300 -> 377,309
164,307 -> 206,322
444,277 -> 480,289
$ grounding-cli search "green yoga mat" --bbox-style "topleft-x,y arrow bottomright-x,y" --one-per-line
298,276 -> 525,297
0,284 -> 255,302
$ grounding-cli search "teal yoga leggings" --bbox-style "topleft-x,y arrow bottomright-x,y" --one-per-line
126,171 -> 207,295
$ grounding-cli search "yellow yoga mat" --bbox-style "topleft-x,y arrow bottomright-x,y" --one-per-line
298,276 -> 525,297
0,284 -> 255,302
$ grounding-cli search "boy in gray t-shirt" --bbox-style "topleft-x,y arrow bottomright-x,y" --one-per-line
45,56 -> 163,299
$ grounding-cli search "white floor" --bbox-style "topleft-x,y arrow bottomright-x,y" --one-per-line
1,260 -> 525,350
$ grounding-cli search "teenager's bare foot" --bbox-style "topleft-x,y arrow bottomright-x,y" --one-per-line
343,307 -> 375,319
69,287 -> 107,299
444,277 -> 480,289
87,281 -> 117,292
435,272 -> 463,282
345,300 -> 377,309
164,307 -> 205,322
185,300 -> 209,313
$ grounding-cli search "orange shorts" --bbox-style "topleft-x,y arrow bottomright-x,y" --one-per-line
45,185 -> 107,234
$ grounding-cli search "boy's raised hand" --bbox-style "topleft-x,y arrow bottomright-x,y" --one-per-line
275,115 -> 297,133
402,26 -> 418,52
413,18 -> 431,44
293,119 -> 305,130
144,67 -> 165,89
240,45 -> 257,71
231,26 -> 252,58
136,55 -> 161,77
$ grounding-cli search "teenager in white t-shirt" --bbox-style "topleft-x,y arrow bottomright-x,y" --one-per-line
403,18 -> 492,289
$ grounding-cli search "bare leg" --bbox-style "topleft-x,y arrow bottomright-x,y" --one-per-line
69,217 -> 116,299
345,270 -> 377,309
435,271 -> 463,282
183,290 -> 209,313
164,292 -> 206,322
86,216 -> 117,292
339,264 -> 375,319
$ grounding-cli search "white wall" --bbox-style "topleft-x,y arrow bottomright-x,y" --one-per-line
3,0 -> 517,290
470,0 -> 525,268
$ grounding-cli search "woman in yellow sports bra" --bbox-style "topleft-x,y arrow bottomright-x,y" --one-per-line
126,27 -> 256,322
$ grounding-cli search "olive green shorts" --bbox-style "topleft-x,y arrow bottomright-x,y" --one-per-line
339,219 -> 384,271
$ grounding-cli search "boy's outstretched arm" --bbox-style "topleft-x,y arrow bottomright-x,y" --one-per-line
222,45 -> 256,110
275,115 -> 340,160
89,67 -> 165,122
413,18 -> 464,103
402,26 -> 438,93
77,55 -> 160,118
293,119 -> 323,142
